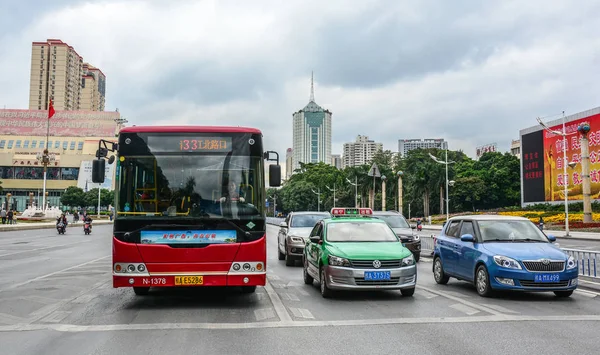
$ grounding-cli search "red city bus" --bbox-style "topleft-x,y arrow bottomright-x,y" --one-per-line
91,126 -> 281,295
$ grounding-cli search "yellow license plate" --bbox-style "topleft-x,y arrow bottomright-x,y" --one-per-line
174,276 -> 204,286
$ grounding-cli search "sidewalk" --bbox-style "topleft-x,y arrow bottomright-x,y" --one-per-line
0,219 -> 113,232
420,224 -> 600,241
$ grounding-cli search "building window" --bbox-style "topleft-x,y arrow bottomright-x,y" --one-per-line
63,141 -> 68,150
31,140 -> 37,149
40,141 -> 45,148
16,140 -> 21,148
77,142 -> 84,150
0,140 -> 5,149
69,141 -> 75,150
23,141 -> 29,148
7,141 -> 13,149
54,141 -> 60,149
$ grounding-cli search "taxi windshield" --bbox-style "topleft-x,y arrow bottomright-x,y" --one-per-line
326,222 -> 399,242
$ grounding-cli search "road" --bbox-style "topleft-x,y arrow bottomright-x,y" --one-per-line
0,224 -> 599,354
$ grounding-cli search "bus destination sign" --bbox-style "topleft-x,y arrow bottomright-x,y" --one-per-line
146,136 -> 233,152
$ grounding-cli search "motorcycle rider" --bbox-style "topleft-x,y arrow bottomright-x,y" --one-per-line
83,214 -> 93,232
56,213 -> 68,230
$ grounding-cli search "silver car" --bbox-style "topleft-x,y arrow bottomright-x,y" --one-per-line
278,211 -> 331,266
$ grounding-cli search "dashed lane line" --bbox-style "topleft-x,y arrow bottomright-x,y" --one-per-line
263,280 -> 293,322
254,308 -> 276,321
4,314 -> 600,332
449,303 -> 480,316
417,285 -> 504,316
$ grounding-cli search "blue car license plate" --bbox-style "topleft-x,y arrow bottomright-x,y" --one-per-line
534,274 -> 560,283
364,271 -> 391,281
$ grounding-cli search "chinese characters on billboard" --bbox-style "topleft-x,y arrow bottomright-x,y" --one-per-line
543,113 -> 600,202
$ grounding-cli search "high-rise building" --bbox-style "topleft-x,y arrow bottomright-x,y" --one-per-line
80,63 -> 106,111
343,135 -> 383,168
292,73 -> 332,171
510,139 -> 521,159
398,138 -> 448,157
285,148 -> 293,179
29,39 -> 105,111
331,154 -> 342,169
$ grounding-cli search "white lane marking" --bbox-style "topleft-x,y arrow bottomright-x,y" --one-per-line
450,303 -> 480,316
575,289 -> 599,298
289,308 -> 315,319
415,290 -> 438,299
417,285 -> 504,315
280,293 -> 300,301
5,314 -> 600,332
263,281 -> 292,322
72,294 -> 98,304
270,282 -> 285,289
0,256 -> 109,292
20,295 -> 60,305
480,304 -> 520,314
40,311 -> 71,323
254,308 -> 276,321
295,287 -> 309,296
267,274 -> 281,281
0,313 -> 28,325
0,240 -> 90,258
286,281 -> 301,287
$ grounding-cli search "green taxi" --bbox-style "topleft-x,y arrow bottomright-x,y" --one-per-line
302,208 -> 417,298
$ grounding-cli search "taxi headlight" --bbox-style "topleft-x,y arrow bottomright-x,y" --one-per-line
493,255 -> 522,270
328,255 -> 351,267
401,254 -> 415,267
567,256 -> 577,270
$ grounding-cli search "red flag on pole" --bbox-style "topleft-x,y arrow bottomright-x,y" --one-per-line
48,99 -> 55,119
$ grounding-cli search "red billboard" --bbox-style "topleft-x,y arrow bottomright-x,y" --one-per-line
543,112 -> 600,201
0,109 -> 119,137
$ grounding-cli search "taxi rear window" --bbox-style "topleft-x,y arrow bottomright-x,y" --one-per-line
326,222 -> 398,242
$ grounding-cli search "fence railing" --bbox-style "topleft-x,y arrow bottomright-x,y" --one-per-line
562,248 -> 599,279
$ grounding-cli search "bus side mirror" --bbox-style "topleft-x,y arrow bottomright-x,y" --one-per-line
92,159 -> 106,183
269,165 -> 281,187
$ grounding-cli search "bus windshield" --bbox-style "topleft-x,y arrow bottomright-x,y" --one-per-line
116,154 -> 264,219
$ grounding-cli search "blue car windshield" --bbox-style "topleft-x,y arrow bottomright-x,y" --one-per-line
478,220 -> 549,243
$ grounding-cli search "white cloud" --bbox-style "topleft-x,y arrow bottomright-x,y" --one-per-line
1,0 -> 599,160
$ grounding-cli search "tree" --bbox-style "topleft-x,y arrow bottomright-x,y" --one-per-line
61,186 -> 85,208
84,188 -> 114,210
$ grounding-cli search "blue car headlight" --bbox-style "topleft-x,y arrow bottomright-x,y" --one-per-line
567,256 -> 577,270
328,255 -> 351,267
493,255 -> 522,270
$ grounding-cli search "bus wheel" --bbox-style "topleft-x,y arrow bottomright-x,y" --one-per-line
241,286 -> 257,293
133,287 -> 150,296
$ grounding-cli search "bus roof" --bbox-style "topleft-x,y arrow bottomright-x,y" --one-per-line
120,126 -> 263,135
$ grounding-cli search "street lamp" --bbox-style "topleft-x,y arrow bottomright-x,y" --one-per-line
537,112 -> 577,236
36,151 -> 56,212
311,188 -> 321,212
429,150 -> 455,222
326,183 -> 337,208
346,177 -> 360,208
397,171 -> 404,215
381,175 -> 387,211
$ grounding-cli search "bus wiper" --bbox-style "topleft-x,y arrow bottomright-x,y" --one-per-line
201,217 -> 252,238
121,224 -> 205,241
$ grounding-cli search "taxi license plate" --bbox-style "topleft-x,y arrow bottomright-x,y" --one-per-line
534,274 -> 560,283
364,271 -> 391,281
175,276 -> 204,286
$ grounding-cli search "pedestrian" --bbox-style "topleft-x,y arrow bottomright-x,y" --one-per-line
7,210 -> 13,225
538,216 -> 544,231
1,209 -> 6,224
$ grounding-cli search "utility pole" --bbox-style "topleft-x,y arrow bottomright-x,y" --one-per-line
326,183 -> 336,208
346,177 -> 360,208
311,188 -> 321,212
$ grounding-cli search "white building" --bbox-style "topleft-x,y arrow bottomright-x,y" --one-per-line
292,73 -> 332,170
398,138 -> 448,157
343,135 -> 383,168
510,139 -> 521,159
331,154 -> 342,169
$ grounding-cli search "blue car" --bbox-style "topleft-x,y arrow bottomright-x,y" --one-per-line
433,215 -> 578,297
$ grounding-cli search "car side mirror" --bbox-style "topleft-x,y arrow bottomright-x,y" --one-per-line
460,234 -> 475,242
279,222 -> 287,228
547,235 -> 556,242
309,236 -> 321,243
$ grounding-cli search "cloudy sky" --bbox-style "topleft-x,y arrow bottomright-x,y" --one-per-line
1,0 -> 600,164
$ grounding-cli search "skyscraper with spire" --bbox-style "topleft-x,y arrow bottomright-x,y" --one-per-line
291,72 -> 332,171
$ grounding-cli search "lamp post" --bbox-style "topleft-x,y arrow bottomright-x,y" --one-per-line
97,183 -> 102,218
577,123 -> 592,223
326,183 -> 337,208
311,188 -> 321,212
537,112 -> 577,236
269,195 -> 277,217
429,150 -> 455,221
346,177 -> 360,208
36,151 -> 56,212
381,175 -> 387,211
397,171 -> 404,215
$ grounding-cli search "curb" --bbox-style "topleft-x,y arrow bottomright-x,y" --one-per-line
0,220 -> 114,232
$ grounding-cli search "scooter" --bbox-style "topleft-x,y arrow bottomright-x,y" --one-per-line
84,220 -> 92,235
57,221 -> 66,234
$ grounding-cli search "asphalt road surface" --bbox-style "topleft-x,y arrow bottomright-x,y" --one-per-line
0,224 -> 599,355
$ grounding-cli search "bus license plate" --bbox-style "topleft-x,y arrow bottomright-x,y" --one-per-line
175,276 -> 204,285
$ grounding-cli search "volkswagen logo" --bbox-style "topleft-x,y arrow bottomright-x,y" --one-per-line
541,259 -> 551,265
372,260 -> 381,269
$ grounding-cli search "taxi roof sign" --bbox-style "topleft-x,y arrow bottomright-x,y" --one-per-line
331,207 -> 373,216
